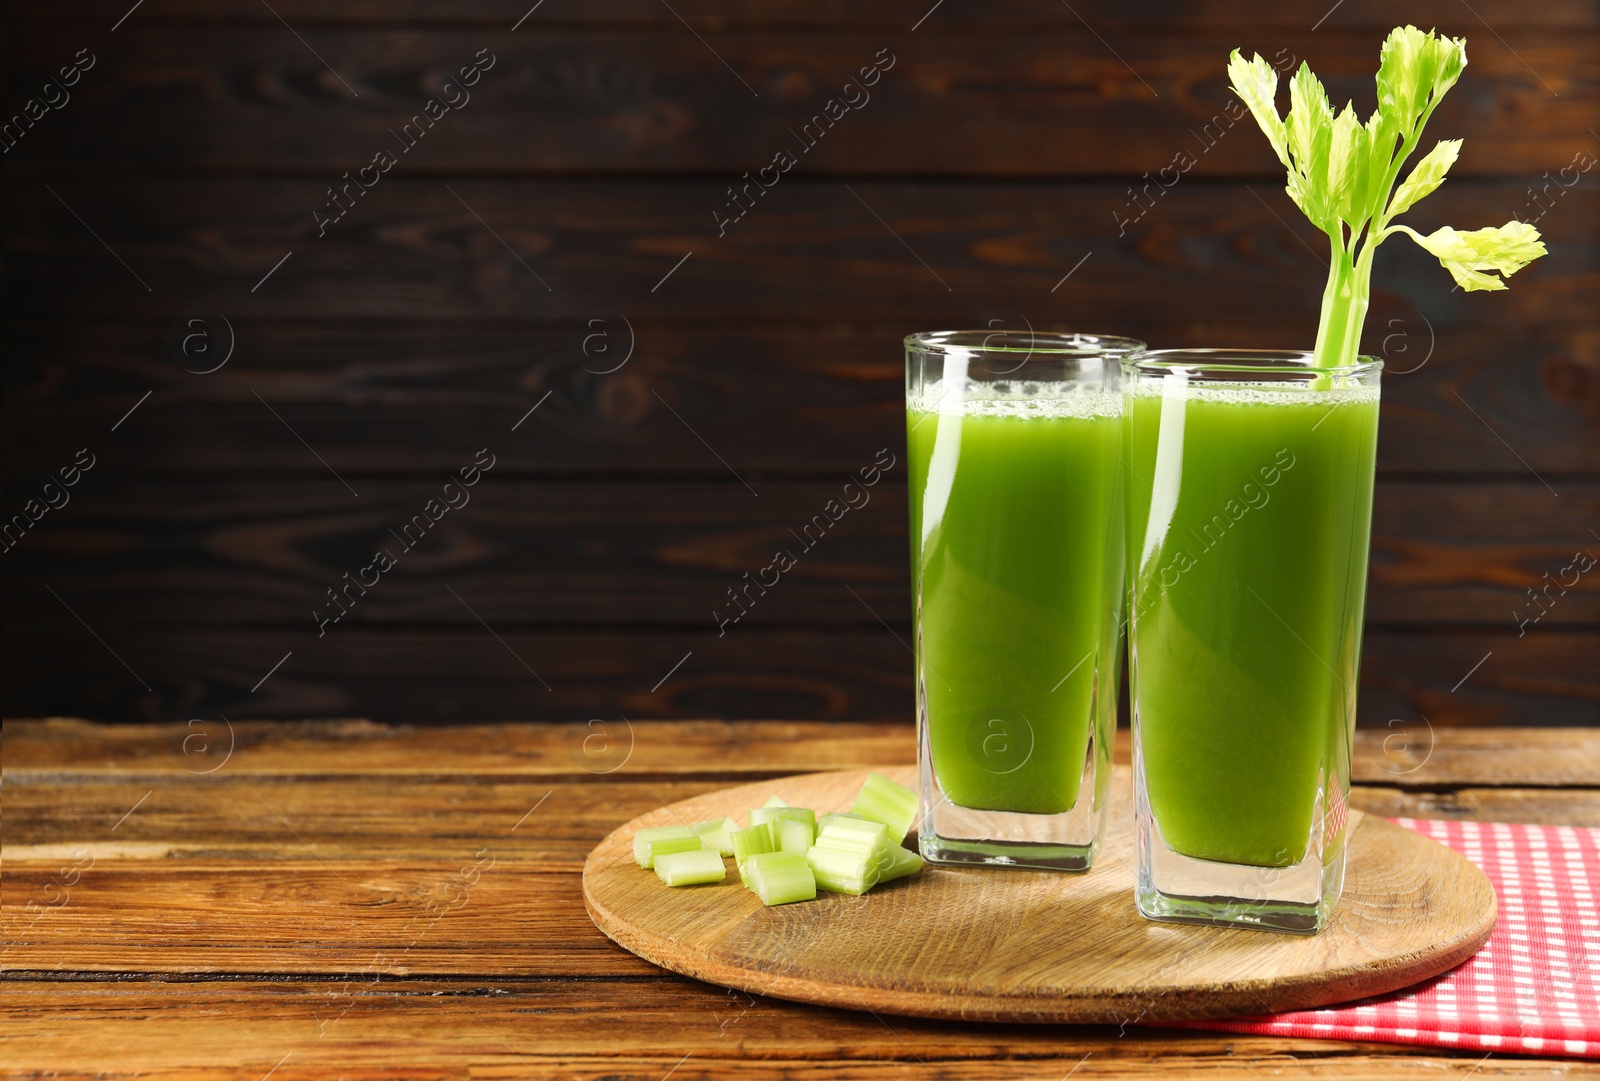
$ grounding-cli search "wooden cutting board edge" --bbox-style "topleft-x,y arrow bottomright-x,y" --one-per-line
582,767 -> 1497,1024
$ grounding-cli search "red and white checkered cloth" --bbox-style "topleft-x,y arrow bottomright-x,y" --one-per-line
1182,819 -> 1600,1058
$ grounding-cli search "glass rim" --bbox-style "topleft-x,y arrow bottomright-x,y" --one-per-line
905,330 -> 1146,356
1121,348 -> 1382,376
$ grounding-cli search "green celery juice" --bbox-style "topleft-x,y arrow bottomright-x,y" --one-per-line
1124,381 -> 1379,867
908,391 -> 1123,815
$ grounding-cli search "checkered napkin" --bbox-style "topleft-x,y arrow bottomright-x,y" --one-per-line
1181,819 -> 1600,1059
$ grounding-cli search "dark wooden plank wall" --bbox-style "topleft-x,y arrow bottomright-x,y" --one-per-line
4,0 -> 1596,725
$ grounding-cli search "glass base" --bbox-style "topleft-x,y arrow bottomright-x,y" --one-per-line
1135,796 -> 1346,935
917,722 -> 1106,872
919,830 -> 1096,871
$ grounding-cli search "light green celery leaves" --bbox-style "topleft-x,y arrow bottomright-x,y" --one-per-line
1285,64 -> 1336,228
1225,25 -> 1543,367
1388,138 -> 1461,217
1327,104 -> 1369,226
1376,25 -> 1466,136
1227,51 -> 1289,166
1402,221 -> 1547,291
1348,109 -> 1393,224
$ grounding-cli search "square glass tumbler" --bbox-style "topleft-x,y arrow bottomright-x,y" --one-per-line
906,331 -> 1143,871
1122,349 -> 1382,932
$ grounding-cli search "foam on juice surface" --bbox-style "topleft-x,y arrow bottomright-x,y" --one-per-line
908,379 -> 1121,419
1123,378 -> 1380,408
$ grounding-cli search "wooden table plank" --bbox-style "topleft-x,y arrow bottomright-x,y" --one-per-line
7,781 -> 1596,976
1,719 -> 916,778
3,979 -> 1591,1079
9,720 -> 1599,786
7,774 -> 1600,863
5,721 -> 1597,1074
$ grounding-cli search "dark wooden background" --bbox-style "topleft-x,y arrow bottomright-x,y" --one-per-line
3,0 -> 1596,727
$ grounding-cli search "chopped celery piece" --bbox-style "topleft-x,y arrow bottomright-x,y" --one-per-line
880,842 -> 924,884
762,794 -> 788,808
730,822 -> 775,886
632,825 -> 700,869
690,816 -> 738,857
806,844 -> 882,896
808,817 -> 893,895
654,848 -> 727,886
774,815 -> 814,854
744,851 -> 816,906
816,816 -> 891,851
751,805 -> 816,830
731,822 -> 774,861
850,772 -> 919,844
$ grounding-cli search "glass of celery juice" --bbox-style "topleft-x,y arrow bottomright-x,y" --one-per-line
907,331 -> 1141,871
1123,350 -> 1381,933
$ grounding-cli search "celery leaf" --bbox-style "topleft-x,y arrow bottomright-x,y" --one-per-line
1227,50 -> 1289,167
1388,138 -> 1462,217
1402,221 -> 1548,292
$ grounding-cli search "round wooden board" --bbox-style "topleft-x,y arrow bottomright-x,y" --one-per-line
582,766 -> 1496,1023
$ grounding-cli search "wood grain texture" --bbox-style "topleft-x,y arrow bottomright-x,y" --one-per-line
2,478 -> 1594,627
8,28 -> 1593,175
8,718 -> 1599,785
12,0 -> 1600,26
4,627 -> 1595,726
6,771 -> 1598,868
6,320 -> 1596,477
584,766 -> 1496,1023
6,0 -> 1594,728
2,786 -> 1588,978
6,179 -> 1593,324
3,720 -> 1590,1077
8,980 -> 1593,1081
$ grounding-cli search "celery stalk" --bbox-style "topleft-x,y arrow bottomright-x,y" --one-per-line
690,816 -> 738,857
762,795 -> 788,808
849,772 -> 919,844
632,825 -> 701,869
654,848 -> 727,886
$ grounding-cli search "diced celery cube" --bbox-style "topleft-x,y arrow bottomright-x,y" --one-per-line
744,851 -> 816,905
654,848 -> 727,886
752,805 -> 817,829
730,822 -> 775,885
774,815 -> 814,854
880,842 -> 924,883
691,816 -> 738,857
850,772 -> 919,844
633,825 -> 700,869
806,844 -> 880,896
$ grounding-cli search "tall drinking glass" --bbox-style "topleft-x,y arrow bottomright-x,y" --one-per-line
1122,350 -> 1381,932
907,331 -> 1142,871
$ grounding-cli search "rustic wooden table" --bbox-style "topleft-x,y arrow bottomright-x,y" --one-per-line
5,718 -> 1599,1078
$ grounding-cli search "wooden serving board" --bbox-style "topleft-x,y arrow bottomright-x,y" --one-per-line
582,766 -> 1496,1024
